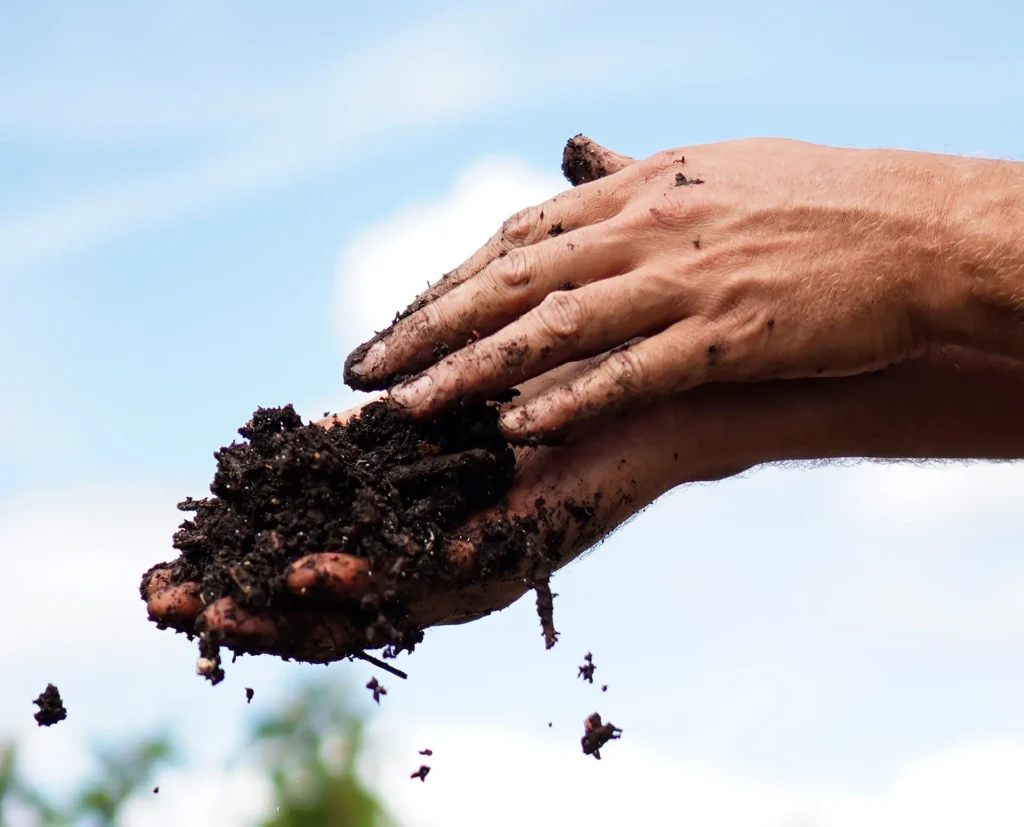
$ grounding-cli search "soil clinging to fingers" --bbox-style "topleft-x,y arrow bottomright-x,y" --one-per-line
141,400 -> 560,681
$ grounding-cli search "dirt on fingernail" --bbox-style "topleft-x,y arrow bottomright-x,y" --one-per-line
562,134 -> 609,186
33,684 -> 66,727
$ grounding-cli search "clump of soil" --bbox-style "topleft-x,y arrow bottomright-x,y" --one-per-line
33,684 -> 66,727
581,713 -> 621,759
367,677 -> 387,704
419,748 -> 433,756
578,652 -> 596,684
142,400 -> 560,682
411,765 -> 431,782
245,687 -> 254,704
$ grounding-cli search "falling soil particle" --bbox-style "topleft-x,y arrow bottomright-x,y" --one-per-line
602,685 -> 608,692
33,684 -> 66,727
419,748 -> 433,756
548,722 -> 553,728
367,677 -> 387,704
578,653 -> 596,684
411,765 -> 431,782
153,788 -> 159,794
245,687 -> 254,704
581,713 -> 622,760
142,399 -> 564,682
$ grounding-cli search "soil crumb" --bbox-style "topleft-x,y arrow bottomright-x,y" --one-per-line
419,748 -> 433,756
602,684 -> 608,692
142,400 -> 562,682
245,687 -> 254,704
33,684 -> 66,727
153,787 -> 159,794
411,765 -> 431,782
578,652 -> 596,684
367,677 -> 387,705
581,713 -> 622,760
675,173 -> 705,186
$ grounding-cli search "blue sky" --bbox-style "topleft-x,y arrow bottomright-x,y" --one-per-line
2,1 -> 1024,824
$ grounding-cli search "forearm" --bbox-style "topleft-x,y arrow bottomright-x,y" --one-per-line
933,155 -> 1024,360
754,348 -> 1024,465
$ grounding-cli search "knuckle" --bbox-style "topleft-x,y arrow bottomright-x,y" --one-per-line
500,204 -> 541,246
600,348 -> 649,395
532,290 -> 585,342
492,248 -> 534,291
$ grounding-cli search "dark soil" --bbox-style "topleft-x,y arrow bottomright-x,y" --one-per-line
367,677 -> 387,704
245,687 -> 254,704
581,713 -> 622,760
411,765 -> 431,782
562,134 -> 612,186
142,400 -> 560,682
33,684 -> 66,727
578,652 -> 596,684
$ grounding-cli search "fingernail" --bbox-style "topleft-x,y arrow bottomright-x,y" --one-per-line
500,408 -> 526,432
390,374 -> 432,409
349,341 -> 387,377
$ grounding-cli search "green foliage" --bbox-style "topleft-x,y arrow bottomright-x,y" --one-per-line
0,680 -> 395,827
252,681 -> 396,827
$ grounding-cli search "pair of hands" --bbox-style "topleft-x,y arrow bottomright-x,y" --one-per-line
145,136 -> 1024,662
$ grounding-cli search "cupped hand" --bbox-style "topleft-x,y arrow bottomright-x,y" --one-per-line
142,361 -> 760,664
344,135 -> 1008,442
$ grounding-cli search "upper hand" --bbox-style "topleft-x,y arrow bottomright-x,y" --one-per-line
344,136 -> 1005,442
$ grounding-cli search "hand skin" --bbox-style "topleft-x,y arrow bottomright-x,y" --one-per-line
344,137 -> 1024,444
145,347 -> 1024,661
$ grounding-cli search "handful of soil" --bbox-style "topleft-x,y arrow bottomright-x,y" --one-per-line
142,400 -> 553,682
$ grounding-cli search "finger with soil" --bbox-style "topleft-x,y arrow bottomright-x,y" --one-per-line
561,134 -> 637,185
146,582 -> 203,631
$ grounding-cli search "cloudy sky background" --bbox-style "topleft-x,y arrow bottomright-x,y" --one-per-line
3,0 -> 1024,824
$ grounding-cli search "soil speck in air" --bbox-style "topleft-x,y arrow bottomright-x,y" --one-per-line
581,713 -> 622,760
33,684 -> 66,727
153,787 -> 159,794
245,687 -> 254,704
411,765 -> 431,782
419,748 -> 433,756
602,685 -> 608,692
367,678 -> 387,705
578,652 -> 596,684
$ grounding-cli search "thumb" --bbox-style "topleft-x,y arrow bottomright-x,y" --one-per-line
561,134 -> 637,186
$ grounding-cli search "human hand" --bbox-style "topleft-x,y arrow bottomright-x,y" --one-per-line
141,361 -> 760,664
345,136 -> 1024,442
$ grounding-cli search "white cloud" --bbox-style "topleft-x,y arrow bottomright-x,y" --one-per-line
366,724 -> 1024,827
335,158 -> 565,346
0,483 -> 184,663
838,460 -> 1024,526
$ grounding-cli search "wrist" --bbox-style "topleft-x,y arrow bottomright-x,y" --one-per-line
929,157 -> 1024,358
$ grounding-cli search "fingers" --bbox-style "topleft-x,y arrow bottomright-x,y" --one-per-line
344,161 -> 640,391
387,270 -> 684,420
287,553 -> 375,599
200,597 -> 367,662
146,581 -> 203,629
497,319 -> 724,441
562,134 -> 637,185
314,395 -> 383,431
364,223 -> 634,388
